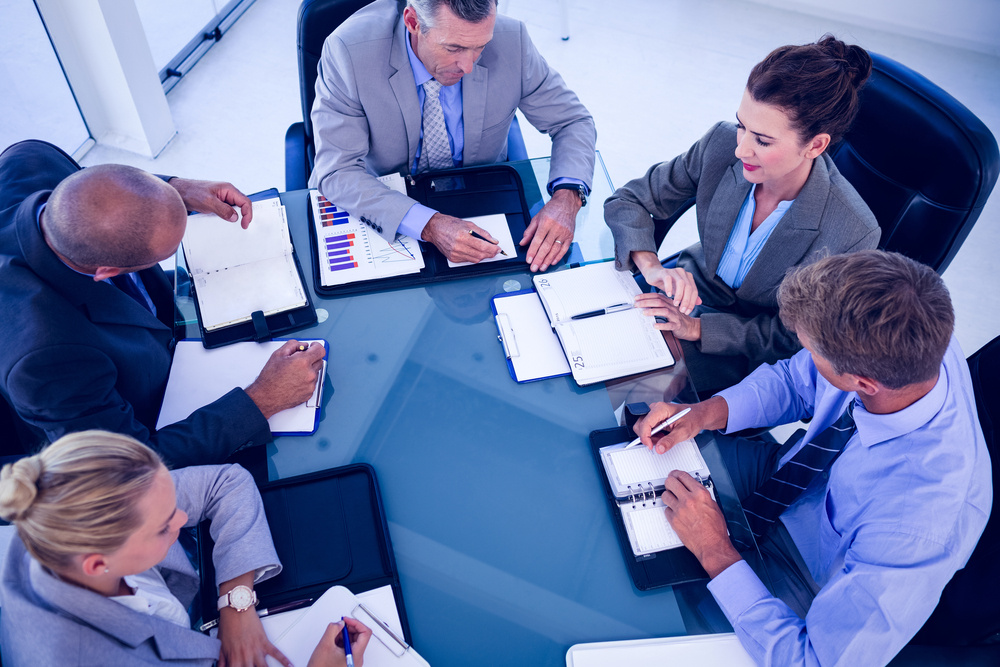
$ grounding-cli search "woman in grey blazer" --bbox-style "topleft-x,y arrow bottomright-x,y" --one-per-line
0,431 -> 369,667
605,37 -> 880,395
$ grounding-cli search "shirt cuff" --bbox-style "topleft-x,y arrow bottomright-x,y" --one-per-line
254,564 -> 280,583
397,202 -> 437,240
547,177 -> 589,195
706,559 -> 772,623
714,387 -> 754,434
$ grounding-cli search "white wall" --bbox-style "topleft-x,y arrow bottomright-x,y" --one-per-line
753,0 -> 1000,56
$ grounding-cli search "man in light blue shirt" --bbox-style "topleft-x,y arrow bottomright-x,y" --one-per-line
635,250 -> 991,666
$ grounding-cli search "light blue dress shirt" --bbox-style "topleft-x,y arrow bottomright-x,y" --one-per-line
710,338 -> 992,666
36,203 -> 157,315
397,34 -> 586,239
715,184 -> 793,289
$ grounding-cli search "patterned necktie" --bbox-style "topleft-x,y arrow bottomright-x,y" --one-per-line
110,273 -> 152,313
417,79 -> 453,172
742,401 -> 857,539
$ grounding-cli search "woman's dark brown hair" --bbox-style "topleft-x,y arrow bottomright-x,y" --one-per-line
747,35 -> 872,145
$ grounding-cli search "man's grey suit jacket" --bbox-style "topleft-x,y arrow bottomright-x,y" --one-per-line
0,465 -> 281,667
309,0 -> 596,242
605,122 -> 880,392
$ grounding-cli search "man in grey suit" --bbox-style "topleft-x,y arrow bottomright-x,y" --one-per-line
309,0 -> 596,271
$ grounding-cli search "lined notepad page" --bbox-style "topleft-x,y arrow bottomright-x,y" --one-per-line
534,262 -> 640,323
183,199 -> 307,331
623,498 -> 684,554
556,308 -> 673,384
601,438 -> 709,497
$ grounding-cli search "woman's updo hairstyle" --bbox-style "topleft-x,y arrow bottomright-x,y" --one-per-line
0,431 -> 163,571
746,34 -> 872,146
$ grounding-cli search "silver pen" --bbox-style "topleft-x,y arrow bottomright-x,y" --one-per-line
625,407 -> 692,449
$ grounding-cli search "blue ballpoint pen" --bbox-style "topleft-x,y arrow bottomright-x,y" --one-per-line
342,616 -> 354,667
571,303 -> 632,320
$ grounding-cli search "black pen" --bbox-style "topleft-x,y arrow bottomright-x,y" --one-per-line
571,303 -> 632,320
468,229 -> 508,256
199,597 -> 314,632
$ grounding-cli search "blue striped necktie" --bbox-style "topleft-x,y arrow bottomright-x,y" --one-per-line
742,401 -> 857,539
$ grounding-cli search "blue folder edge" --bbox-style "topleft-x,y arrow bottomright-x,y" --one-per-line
490,288 -> 571,384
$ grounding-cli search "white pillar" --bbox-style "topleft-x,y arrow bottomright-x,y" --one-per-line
34,0 -> 176,157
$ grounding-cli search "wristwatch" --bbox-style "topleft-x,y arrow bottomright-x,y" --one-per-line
551,183 -> 588,207
217,585 -> 258,612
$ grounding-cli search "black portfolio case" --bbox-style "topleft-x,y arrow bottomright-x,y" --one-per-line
197,463 -> 411,642
310,164 -> 555,298
589,426 -> 711,591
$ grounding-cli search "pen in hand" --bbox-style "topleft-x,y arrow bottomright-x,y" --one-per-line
342,616 -> 355,667
468,229 -> 508,256
625,407 -> 692,449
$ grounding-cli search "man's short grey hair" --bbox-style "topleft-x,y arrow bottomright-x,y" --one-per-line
407,0 -> 497,31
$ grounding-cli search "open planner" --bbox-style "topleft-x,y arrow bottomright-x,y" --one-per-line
492,262 -> 675,385
599,438 -> 714,556
182,196 -> 316,348
156,339 -> 327,436
590,426 -> 720,589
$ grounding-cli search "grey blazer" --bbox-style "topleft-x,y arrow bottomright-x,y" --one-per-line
308,0 -> 597,241
605,122 -> 880,392
0,465 -> 281,667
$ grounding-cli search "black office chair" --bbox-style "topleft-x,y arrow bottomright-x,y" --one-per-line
889,334 -> 1000,664
653,52 -> 1000,275
284,0 -> 529,192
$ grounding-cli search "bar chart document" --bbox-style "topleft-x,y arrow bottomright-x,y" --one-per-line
311,179 -> 425,288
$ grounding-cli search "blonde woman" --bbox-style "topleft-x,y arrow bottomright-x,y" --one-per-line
0,431 -> 370,667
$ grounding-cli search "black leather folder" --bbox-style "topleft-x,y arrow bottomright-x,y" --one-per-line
310,164 -> 553,298
197,463 -> 411,642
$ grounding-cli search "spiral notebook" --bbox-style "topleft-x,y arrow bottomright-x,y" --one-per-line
600,439 -> 715,556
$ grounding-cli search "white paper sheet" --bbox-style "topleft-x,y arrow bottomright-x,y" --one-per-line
447,213 -> 518,267
156,340 -> 325,435
493,292 -> 571,381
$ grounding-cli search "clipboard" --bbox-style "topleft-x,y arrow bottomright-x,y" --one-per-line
155,339 -> 327,437
197,464 -> 413,643
590,426 -> 714,590
490,288 -> 571,382
310,164 -> 564,298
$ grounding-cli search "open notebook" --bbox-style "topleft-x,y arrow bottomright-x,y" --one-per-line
492,262 -> 674,385
182,198 -> 309,332
599,438 -> 714,556
156,340 -> 326,436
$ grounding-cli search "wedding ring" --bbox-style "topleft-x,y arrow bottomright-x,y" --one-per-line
555,240 -> 563,244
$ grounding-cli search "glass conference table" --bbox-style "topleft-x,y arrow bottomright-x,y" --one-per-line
175,154 -> 761,666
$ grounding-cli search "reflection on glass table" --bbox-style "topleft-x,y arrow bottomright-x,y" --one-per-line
170,153 -> 768,665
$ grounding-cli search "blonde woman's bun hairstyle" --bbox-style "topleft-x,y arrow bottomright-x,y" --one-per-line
0,431 -> 164,571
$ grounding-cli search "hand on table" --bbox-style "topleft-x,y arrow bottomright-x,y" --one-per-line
245,340 -> 326,419
168,177 -> 253,227
661,470 -> 742,578
422,213 -> 501,264
520,188 -> 580,272
307,618 -> 372,667
634,293 -> 701,341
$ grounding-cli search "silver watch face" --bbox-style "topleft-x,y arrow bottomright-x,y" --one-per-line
229,586 -> 255,611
